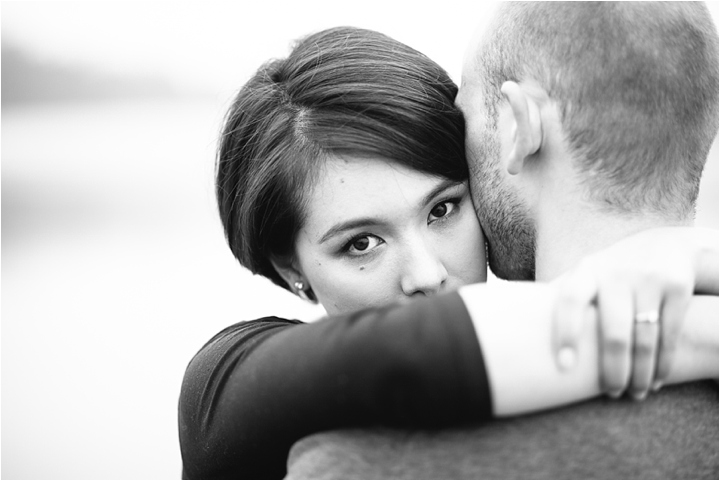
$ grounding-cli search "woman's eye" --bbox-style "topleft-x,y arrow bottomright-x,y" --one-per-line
345,235 -> 383,255
428,201 -> 457,223
352,237 -> 370,251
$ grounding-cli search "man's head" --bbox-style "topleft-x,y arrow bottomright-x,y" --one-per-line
458,2 -> 719,280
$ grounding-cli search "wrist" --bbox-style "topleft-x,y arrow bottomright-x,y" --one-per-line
459,282 -> 602,417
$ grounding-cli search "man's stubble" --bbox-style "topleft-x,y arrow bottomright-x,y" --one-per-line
468,122 -> 537,281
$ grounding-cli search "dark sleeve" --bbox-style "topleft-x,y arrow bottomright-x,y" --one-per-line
178,291 -> 491,479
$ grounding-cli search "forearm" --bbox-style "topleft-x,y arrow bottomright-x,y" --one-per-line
459,283 -> 718,417
460,282 -> 600,416
180,292 -> 491,479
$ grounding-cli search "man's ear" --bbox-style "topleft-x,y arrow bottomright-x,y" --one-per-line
501,81 -> 544,175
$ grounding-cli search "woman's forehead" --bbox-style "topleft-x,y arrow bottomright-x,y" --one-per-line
310,155 -> 444,203
299,155 -> 460,239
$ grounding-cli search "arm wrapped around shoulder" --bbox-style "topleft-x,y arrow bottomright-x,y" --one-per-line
459,282 -> 718,418
179,292 -> 492,479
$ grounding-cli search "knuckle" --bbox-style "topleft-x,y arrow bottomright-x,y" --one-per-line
632,270 -> 665,290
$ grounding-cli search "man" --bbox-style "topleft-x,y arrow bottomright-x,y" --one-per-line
286,3 -> 718,478
460,0 -> 718,400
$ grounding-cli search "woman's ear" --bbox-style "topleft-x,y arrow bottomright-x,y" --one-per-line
270,256 -> 303,290
500,81 -> 544,175
270,256 -> 316,303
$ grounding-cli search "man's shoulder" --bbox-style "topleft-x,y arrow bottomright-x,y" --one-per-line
287,381 -> 718,480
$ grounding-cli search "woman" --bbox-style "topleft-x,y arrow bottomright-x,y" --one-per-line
179,27 -> 717,479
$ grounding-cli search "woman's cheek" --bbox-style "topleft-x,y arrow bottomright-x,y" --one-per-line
318,263 -> 399,314
449,211 -> 487,284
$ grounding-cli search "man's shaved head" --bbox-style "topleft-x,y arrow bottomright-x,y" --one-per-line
460,2 -> 718,279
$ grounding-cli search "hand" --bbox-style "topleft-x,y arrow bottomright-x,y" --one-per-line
552,227 -> 717,400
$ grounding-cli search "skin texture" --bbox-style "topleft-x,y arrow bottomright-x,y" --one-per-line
456,77 -> 537,281
278,155 -> 487,315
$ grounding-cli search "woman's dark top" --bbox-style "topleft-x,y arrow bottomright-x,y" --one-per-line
178,291 -> 492,479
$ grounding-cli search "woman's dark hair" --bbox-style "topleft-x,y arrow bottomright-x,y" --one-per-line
216,26 -> 468,292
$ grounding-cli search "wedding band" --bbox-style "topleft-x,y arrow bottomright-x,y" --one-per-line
635,310 -> 660,324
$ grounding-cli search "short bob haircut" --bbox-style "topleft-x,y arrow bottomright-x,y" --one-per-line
216,26 -> 467,292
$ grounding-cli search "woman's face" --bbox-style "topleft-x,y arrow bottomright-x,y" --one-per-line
291,155 -> 487,315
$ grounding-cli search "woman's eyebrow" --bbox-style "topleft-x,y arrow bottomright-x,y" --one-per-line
421,179 -> 464,206
318,218 -> 383,244
317,180 -> 464,245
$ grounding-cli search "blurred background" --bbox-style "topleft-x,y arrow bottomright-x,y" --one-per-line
2,1 -> 718,479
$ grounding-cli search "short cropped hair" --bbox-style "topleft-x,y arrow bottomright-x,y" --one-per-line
216,27 -> 467,291
476,2 -> 718,218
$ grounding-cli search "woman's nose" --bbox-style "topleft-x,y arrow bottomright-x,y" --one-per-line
400,241 -> 448,297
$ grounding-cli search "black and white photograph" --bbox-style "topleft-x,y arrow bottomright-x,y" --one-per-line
3,1 -> 719,479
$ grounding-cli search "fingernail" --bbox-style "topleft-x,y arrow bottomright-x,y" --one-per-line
652,380 -> 663,392
630,391 -> 648,402
608,389 -> 623,399
557,347 -> 576,371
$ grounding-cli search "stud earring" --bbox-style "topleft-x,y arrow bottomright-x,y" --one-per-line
294,280 -> 310,301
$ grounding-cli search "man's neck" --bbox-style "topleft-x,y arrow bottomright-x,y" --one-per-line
534,204 -> 692,282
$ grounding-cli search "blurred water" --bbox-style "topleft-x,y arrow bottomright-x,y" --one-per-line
2,98 -> 326,479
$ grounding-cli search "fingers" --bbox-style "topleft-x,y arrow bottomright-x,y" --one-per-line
597,280 -> 634,397
628,284 -> 663,399
628,296 -> 661,400
630,276 -> 691,398
554,252 -> 691,402
653,285 -> 691,388
552,265 -> 598,371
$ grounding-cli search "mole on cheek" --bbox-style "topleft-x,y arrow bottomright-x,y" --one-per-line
359,266 -> 365,271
